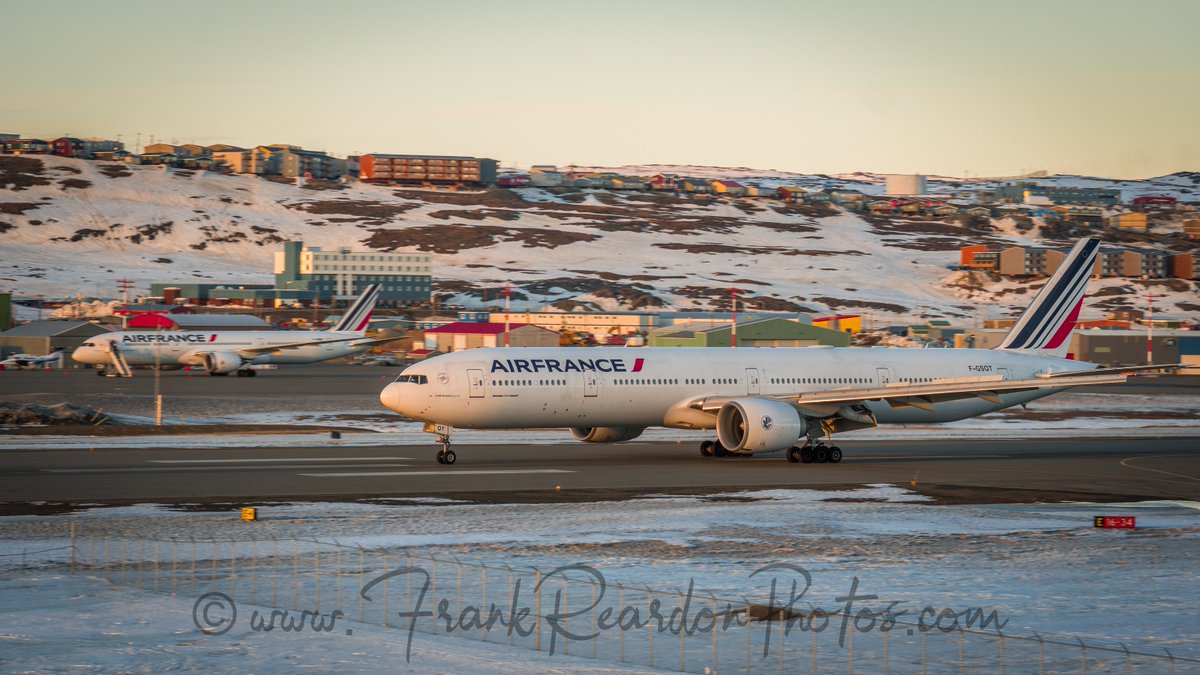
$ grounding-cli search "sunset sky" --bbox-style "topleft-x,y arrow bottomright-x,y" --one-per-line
3,0 -> 1197,178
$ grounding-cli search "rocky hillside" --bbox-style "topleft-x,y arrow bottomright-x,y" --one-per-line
1,155 -> 1196,322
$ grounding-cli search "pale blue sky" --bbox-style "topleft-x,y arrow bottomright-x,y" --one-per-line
2,0 -> 1197,177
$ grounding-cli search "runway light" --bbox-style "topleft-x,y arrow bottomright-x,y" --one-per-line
555,485 -> 561,492
241,507 -> 258,522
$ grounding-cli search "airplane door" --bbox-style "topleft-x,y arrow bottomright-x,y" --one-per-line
876,367 -> 891,385
584,372 -> 598,397
745,368 -> 761,395
467,368 -> 485,399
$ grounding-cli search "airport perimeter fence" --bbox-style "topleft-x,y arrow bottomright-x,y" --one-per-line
6,530 -> 1198,674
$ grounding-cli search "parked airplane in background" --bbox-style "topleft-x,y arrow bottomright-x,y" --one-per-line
72,284 -> 396,377
380,239 -> 1177,464
0,350 -> 63,370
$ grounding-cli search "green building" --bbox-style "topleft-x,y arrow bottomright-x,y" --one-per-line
0,293 -> 11,331
648,318 -> 850,348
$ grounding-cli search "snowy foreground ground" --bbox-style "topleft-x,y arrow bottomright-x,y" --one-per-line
1,487 -> 1198,673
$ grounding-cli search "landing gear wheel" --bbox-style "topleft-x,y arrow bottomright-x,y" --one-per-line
787,446 -> 802,463
436,451 -> 445,465
814,446 -> 830,464
209,371 -> 228,377
800,447 -> 815,464
712,442 -> 729,458
829,447 -> 843,464
441,449 -> 457,465
700,440 -> 714,458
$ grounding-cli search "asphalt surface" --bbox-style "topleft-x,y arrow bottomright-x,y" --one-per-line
1,437 -> 1197,508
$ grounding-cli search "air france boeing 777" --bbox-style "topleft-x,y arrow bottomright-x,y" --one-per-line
73,284 -> 395,376
380,239 -> 1176,464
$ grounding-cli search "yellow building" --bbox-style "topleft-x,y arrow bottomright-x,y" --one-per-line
811,314 -> 862,334
1106,212 -> 1148,231
489,311 -> 655,339
1181,219 -> 1200,240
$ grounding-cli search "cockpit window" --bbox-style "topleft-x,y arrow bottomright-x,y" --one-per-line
395,374 -> 428,384
82,342 -> 95,347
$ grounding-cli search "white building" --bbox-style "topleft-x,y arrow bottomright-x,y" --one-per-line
885,174 -> 927,196
274,241 -> 432,304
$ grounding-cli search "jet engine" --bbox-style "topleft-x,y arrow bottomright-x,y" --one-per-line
570,426 -> 645,443
716,399 -> 807,453
201,352 -> 244,375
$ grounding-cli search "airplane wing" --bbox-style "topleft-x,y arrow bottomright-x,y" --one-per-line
226,335 -> 369,359
689,365 -> 1180,416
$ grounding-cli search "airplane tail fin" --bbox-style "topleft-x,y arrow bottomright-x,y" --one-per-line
332,284 -> 380,334
995,238 -> 1100,359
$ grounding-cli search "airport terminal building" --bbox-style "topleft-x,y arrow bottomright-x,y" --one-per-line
274,241 -> 432,306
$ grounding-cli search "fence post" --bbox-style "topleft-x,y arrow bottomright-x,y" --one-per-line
848,611 -> 854,675
271,536 -> 279,608
618,582 -> 625,662
69,520 -> 76,568
883,624 -> 890,674
508,565 -> 515,647
171,539 -> 178,596
456,557 -> 463,638
921,628 -> 927,675
1121,641 -> 1130,675
958,627 -> 965,674
561,573 -> 569,656
314,543 -> 320,613
1078,636 -> 1087,675
251,538 -> 258,606
358,546 -> 366,624
190,537 -> 197,596
593,583 -> 599,660
153,541 -> 159,593
534,568 -> 542,652
383,550 -> 390,629
230,539 -> 237,599
813,617 -> 819,675
679,590 -> 687,672
1034,630 -> 1044,675
482,562 -> 489,643
710,593 -> 718,674
335,544 -> 342,616
777,602 -> 785,675
998,631 -> 1005,675
291,539 -> 299,611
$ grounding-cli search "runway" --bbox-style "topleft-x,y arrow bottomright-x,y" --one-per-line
2,436 -> 1197,509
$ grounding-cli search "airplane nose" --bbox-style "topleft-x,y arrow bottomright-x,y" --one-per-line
380,383 -> 404,413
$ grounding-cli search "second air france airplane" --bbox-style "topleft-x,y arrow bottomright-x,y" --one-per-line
381,239 -> 1175,464
73,284 -> 394,376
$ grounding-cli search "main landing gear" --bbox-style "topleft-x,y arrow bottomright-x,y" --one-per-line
786,442 -> 842,464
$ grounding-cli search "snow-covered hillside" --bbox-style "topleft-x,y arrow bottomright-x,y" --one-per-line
2,156 -> 1196,322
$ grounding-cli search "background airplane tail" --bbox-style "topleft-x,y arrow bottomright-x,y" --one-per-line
995,238 -> 1100,359
332,284 -> 380,334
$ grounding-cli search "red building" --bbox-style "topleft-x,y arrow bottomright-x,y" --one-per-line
1133,195 -> 1177,206
50,137 -> 85,158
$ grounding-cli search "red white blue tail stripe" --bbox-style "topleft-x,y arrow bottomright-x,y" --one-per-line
996,238 -> 1099,355
333,284 -> 380,333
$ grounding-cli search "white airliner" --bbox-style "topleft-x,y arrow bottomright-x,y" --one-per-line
381,239 -> 1177,464
72,284 -> 396,377
0,350 -> 63,369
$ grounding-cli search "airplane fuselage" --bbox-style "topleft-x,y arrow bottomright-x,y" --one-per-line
72,330 -> 369,367
380,346 -> 1094,430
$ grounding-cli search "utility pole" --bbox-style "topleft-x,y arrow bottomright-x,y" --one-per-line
116,279 -> 135,330
502,286 -> 512,348
1144,291 -> 1158,364
728,288 -> 743,348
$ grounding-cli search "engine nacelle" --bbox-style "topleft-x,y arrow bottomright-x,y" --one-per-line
570,426 -> 645,443
201,352 -> 244,374
716,399 -> 807,453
